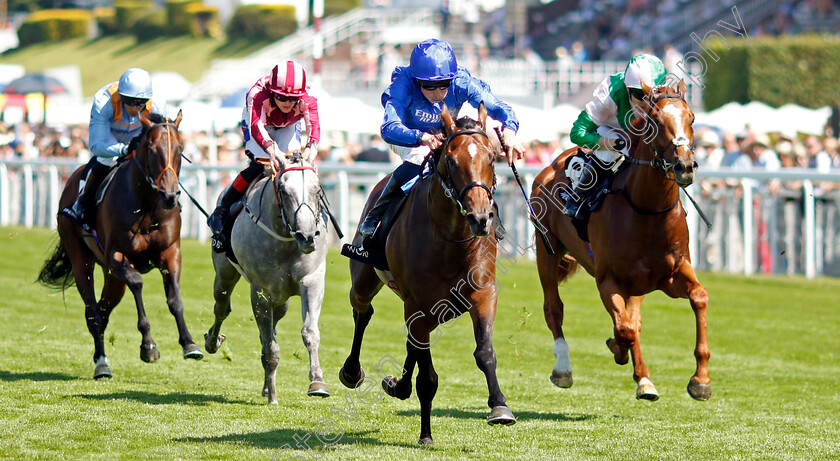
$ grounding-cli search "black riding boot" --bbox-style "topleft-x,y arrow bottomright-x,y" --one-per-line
358,175 -> 401,239
62,160 -> 110,230
564,161 -> 595,218
207,187 -> 244,235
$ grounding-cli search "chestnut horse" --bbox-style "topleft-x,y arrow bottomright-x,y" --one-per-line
38,112 -> 203,379
530,81 -> 710,401
338,103 -> 516,445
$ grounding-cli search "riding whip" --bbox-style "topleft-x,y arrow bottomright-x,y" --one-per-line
494,126 -> 554,253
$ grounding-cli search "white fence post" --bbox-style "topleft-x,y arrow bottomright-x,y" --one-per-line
741,180 -> 754,276
49,165 -> 59,230
804,180 -> 816,279
23,164 -> 33,229
0,164 -> 8,226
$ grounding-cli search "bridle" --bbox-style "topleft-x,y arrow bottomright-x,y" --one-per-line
270,165 -> 323,239
624,91 -> 697,181
132,122 -> 180,192
431,128 -> 497,217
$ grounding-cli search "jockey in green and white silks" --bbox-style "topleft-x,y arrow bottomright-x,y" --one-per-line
567,54 -> 667,190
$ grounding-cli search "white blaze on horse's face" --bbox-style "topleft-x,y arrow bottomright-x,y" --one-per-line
278,166 -> 322,253
662,104 -> 689,144
468,144 -> 478,159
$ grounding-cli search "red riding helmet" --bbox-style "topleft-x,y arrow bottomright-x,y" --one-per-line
268,61 -> 307,96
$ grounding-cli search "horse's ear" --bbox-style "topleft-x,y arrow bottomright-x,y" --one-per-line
440,103 -> 456,135
174,110 -> 183,129
677,79 -> 687,96
477,101 -> 487,130
640,80 -> 652,97
140,114 -> 153,130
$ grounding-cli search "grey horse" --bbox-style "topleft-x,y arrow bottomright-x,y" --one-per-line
204,152 -> 330,403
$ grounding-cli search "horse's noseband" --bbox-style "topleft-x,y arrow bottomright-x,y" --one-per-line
435,128 -> 496,216
272,165 -> 323,237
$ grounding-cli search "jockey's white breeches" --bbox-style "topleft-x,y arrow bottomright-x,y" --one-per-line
241,107 -> 301,159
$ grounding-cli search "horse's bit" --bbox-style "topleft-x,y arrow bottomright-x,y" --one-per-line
433,128 -> 497,217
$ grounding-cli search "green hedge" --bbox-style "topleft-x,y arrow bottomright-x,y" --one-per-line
132,9 -> 168,42
184,3 -> 220,38
115,1 -> 154,31
704,35 -> 840,109
166,0 -> 200,35
226,4 -> 297,42
324,0 -> 361,17
17,9 -> 92,46
94,7 -> 119,36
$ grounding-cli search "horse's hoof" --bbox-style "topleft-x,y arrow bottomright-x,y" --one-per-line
183,344 -> 204,360
687,379 -> 711,401
550,370 -> 573,388
140,344 -> 160,363
487,405 -> 516,425
93,364 -> 112,380
338,365 -> 365,389
204,331 -> 225,354
606,338 -> 629,365
418,435 -> 434,445
636,377 -> 659,401
308,381 -> 330,397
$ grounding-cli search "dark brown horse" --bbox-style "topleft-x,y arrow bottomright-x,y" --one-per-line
338,103 -> 516,445
530,80 -> 710,401
38,111 -> 203,379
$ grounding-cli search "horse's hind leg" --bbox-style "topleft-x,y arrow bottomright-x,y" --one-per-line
662,262 -> 711,400
67,242 -> 107,378
205,252 -> 240,354
382,343 -> 416,400
339,260 -> 383,389
252,286 -> 281,404
108,250 -> 158,363
537,236 -> 573,388
94,275 -> 127,379
299,276 -> 329,397
469,302 -> 516,426
157,245 -> 202,360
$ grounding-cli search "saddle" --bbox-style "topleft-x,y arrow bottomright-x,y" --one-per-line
340,184 -> 412,271
560,150 -> 627,242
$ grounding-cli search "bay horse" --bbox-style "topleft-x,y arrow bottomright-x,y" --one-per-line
338,103 -> 516,445
203,151 -> 330,404
38,111 -> 203,379
530,80 -> 711,401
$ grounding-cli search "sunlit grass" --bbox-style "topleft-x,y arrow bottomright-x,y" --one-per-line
1,226 -> 838,460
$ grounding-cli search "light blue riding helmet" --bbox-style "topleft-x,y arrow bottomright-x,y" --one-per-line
410,39 -> 458,82
118,68 -> 153,99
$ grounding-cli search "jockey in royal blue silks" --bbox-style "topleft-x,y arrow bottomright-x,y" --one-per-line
61,67 -> 167,230
357,38 -> 527,238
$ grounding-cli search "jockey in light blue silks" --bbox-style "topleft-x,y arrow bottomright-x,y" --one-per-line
61,68 -> 167,230
564,54 -> 668,214
357,38 -> 527,238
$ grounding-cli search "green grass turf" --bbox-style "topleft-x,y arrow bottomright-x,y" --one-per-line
0,36 -> 267,97
1,225 -> 838,460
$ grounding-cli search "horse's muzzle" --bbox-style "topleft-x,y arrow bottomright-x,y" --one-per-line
466,210 -> 493,237
673,160 -> 698,187
160,190 -> 180,209
295,230 -> 319,254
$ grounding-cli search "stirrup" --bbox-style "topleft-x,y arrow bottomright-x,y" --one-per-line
358,219 -> 379,239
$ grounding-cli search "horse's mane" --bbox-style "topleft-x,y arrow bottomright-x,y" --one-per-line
139,113 -> 169,138
431,112 -> 480,161
287,150 -> 305,165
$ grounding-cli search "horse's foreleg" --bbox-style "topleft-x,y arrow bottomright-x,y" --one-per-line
339,260 -> 383,389
598,279 -> 633,366
625,295 -> 658,400
300,273 -> 329,397
382,342 -> 416,400
410,330 -> 437,446
205,252 -> 240,354
157,245 -> 202,360
664,262 -> 711,400
537,240 -> 572,388
108,250 -> 158,363
252,286 -> 280,404
469,303 -> 516,426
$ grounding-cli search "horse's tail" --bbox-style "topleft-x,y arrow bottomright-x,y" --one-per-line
556,254 -> 579,283
37,240 -> 75,291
